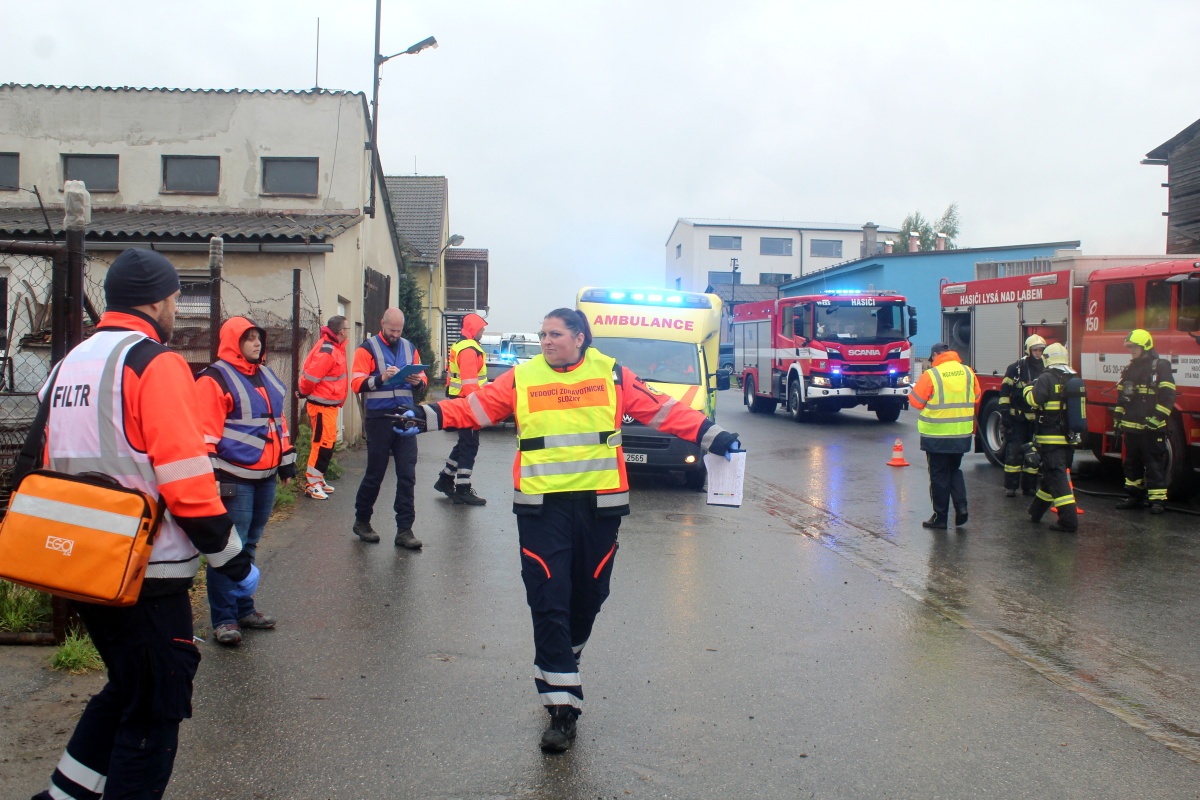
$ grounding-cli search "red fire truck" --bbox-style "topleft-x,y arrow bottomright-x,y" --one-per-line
732,290 -> 918,422
939,259 -> 1200,494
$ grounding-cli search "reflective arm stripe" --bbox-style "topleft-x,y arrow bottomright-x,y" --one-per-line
155,455 -> 214,486
279,451 -> 297,466
1156,404 -> 1173,416
205,530 -> 244,568
596,491 -> 629,508
420,403 -> 442,432
700,425 -> 723,451
468,393 -> 493,427
647,397 -> 678,429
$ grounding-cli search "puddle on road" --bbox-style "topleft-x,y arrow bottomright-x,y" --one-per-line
753,476 -> 1200,764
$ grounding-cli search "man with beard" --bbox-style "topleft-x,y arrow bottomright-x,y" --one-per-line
350,307 -> 427,548
29,248 -> 256,799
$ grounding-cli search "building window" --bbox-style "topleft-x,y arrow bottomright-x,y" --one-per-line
63,154 -> 119,193
760,273 -> 792,286
675,243 -> 682,259
760,237 -> 793,256
810,239 -> 842,258
1144,280 -> 1172,330
162,156 -> 220,194
262,157 -> 319,196
0,153 -> 17,191
1104,283 -> 1136,332
708,271 -> 741,286
708,235 -> 742,250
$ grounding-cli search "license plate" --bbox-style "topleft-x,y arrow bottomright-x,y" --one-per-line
858,389 -> 880,396
624,452 -> 647,463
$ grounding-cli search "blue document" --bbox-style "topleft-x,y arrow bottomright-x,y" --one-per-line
383,364 -> 427,386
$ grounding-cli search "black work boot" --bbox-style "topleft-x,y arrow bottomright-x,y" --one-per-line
954,508 -> 968,526
452,485 -> 487,506
1115,496 -> 1145,510
395,528 -> 423,549
921,514 -> 948,530
1149,502 -> 1166,515
352,519 -> 380,543
434,472 -> 456,497
540,706 -> 578,753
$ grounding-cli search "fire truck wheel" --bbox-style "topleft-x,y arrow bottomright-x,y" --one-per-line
744,376 -> 778,414
875,404 -> 902,423
1166,416 -> 1190,499
787,380 -> 808,423
979,397 -> 1006,467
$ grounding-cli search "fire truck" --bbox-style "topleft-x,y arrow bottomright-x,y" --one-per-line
939,258 -> 1200,494
732,290 -> 917,422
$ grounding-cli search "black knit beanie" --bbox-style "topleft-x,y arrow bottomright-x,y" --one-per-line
104,249 -> 182,308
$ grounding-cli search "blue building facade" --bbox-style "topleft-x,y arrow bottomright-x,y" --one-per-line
778,241 -> 1081,358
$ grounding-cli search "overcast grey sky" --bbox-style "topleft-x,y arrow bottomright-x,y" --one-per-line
9,0 -> 1199,331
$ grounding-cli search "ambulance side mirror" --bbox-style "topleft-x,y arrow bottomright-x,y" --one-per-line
716,368 -> 732,391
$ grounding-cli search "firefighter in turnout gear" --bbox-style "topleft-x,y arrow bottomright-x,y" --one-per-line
391,308 -> 742,753
1023,342 -> 1081,532
1114,328 -> 1176,514
1000,335 -> 1046,497
434,312 -> 489,505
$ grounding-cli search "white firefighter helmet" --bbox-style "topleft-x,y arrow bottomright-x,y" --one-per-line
1042,342 -> 1069,368
1024,334 -> 1047,356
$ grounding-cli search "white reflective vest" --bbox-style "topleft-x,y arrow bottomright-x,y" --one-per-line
42,331 -> 222,580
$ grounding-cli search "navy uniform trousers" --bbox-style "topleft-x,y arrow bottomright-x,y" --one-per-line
355,415 -> 418,530
34,592 -> 199,800
517,493 -> 620,719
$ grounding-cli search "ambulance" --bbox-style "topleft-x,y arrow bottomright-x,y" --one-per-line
577,287 -> 728,490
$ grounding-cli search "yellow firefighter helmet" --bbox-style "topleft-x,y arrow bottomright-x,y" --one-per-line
1024,334 -> 1047,356
1042,342 -> 1069,368
1124,329 -> 1153,351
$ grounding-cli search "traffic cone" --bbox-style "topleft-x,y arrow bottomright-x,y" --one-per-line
1053,468 -> 1084,515
886,438 -> 910,467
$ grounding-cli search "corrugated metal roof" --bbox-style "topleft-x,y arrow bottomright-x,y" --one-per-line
384,175 -> 446,260
1,83 -> 363,99
0,206 -> 360,240
444,248 -> 488,261
679,217 -> 901,233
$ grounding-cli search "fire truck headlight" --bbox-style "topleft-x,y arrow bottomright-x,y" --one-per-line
811,376 -> 831,387
684,455 -> 697,464
899,374 -> 911,385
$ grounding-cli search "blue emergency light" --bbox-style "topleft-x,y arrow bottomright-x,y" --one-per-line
578,288 -> 713,308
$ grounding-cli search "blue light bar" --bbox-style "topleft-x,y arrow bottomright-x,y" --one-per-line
610,291 -> 626,300
823,288 -> 864,296
666,295 -> 682,303
577,288 -> 714,309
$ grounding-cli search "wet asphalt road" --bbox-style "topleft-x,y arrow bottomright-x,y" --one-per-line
165,391 -> 1200,799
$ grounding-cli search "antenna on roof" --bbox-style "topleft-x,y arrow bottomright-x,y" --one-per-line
313,18 -> 321,90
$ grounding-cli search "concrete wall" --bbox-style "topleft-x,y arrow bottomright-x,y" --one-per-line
0,86 -> 370,211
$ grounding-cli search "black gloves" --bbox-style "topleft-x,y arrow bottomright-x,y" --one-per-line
708,430 -> 742,457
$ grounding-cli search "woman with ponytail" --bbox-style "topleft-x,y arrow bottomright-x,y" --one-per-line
396,306 -> 741,752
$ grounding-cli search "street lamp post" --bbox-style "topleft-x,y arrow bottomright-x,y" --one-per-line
430,234 -> 465,360
364,0 -> 437,218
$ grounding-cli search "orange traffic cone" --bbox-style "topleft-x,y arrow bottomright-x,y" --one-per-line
1053,468 -> 1084,515
886,438 -> 910,467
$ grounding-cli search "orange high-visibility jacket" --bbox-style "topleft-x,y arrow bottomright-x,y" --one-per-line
299,327 -> 349,406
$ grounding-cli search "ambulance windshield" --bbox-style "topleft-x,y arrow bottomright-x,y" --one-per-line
592,337 -> 701,385
815,303 -> 905,345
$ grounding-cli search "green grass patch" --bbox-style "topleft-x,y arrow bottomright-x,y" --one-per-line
50,629 -> 104,674
0,579 -> 52,633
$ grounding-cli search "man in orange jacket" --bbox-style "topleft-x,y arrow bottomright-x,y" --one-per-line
908,342 -> 981,530
196,317 -> 297,645
299,315 -> 349,500
30,249 -> 256,800
351,307 -> 427,548
434,312 -> 489,505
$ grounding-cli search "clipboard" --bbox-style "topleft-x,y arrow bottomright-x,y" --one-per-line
383,364 -> 427,386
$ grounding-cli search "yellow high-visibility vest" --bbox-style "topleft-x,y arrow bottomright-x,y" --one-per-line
447,339 -> 488,397
917,361 -> 977,441
514,351 -> 622,495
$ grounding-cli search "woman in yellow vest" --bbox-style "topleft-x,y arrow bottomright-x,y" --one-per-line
395,307 -> 742,752
909,342 -> 981,530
